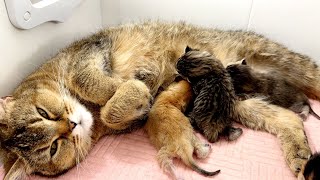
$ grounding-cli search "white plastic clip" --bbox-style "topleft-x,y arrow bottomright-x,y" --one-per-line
4,0 -> 83,29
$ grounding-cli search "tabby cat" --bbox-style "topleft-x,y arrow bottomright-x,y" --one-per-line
1,21 -> 319,179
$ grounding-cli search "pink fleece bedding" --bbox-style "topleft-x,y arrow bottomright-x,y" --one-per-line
1,100 -> 319,180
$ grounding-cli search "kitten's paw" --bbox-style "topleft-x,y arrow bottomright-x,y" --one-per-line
227,127 -> 243,141
195,143 -> 212,159
298,112 -> 308,121
101,79 -> 153,130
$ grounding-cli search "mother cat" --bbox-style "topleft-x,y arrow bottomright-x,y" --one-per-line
0,21 -> 319,179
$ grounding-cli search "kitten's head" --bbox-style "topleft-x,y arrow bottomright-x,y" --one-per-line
176,46 -> 222,79
226,59 -> 254,82
226,59 -> 257,94
0,86 -> 93,179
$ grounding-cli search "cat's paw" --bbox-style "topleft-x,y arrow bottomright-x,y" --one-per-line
195,143 -> 212,159
285,139 -> 311,176
101,79 -> 153,130
289,158 -> 308,176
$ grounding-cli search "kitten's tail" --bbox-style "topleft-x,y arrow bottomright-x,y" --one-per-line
309,107 -> 320,120
298,152 -> 320,180
178,148 -> 220,177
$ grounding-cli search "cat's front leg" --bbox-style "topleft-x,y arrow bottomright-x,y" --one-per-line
100,79 -> 153,130
71,68 -> 123,105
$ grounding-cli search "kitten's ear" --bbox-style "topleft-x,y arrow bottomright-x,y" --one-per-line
241,59 -> 247,65
4,158 -> 28,180
185,46 -> 192,53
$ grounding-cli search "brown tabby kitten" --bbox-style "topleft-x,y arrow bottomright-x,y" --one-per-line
176,46 -> 243,142
145,80 -> 220,179
226,59 -> 320,120
0,21 -> 318,179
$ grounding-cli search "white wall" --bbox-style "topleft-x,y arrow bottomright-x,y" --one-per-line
247,0 -> 320,62
102,0 -> 253,29
0,0 -> 102,96
101,0 -> 320,61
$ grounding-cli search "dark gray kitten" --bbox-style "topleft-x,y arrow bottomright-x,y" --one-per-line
226,60 -> 320,120
176,46 -> 242,143
300,152 -> 320,180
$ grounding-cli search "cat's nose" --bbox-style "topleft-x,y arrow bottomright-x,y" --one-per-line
69,121 -> 77,130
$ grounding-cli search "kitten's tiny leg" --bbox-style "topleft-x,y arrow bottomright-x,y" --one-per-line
298,106 -> 310,120
157,147 -> 182,180
225,126 -> 243,141
202,125 -> 221,143
189,105 -> 221,142
192,134 -> 212,159
290,102 -> 309,120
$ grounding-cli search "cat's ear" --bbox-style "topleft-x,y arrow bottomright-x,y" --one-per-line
185,46 -> 192,53
4,158 -> 28,180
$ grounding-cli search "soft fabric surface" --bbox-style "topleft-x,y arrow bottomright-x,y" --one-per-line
1,100 -> 319,180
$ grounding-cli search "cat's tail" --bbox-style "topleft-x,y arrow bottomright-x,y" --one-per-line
233,98 -> 312,176
178,147 -> 220,177
298,152 -> 320,180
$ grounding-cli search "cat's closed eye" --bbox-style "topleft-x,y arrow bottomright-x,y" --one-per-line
37,107 -> 50,119
50,139 -> 58,157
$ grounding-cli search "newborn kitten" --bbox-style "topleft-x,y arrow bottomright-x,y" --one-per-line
145,79 -> 220,179
176,46 -> 243,143
226,59 -> 320,120
298,152 -> 320,180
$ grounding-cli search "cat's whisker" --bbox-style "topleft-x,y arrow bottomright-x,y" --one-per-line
75,151 -> 82,180
77,133 -> 94,175
74,135 -> 85,179
75,136 -> 94,178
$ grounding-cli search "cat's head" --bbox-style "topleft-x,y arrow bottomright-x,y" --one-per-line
0,86 -> 93,179
176,46 -> 219,79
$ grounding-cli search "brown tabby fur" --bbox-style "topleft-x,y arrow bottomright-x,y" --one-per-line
1,21 -> 319,179
145,80 -> 220,179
